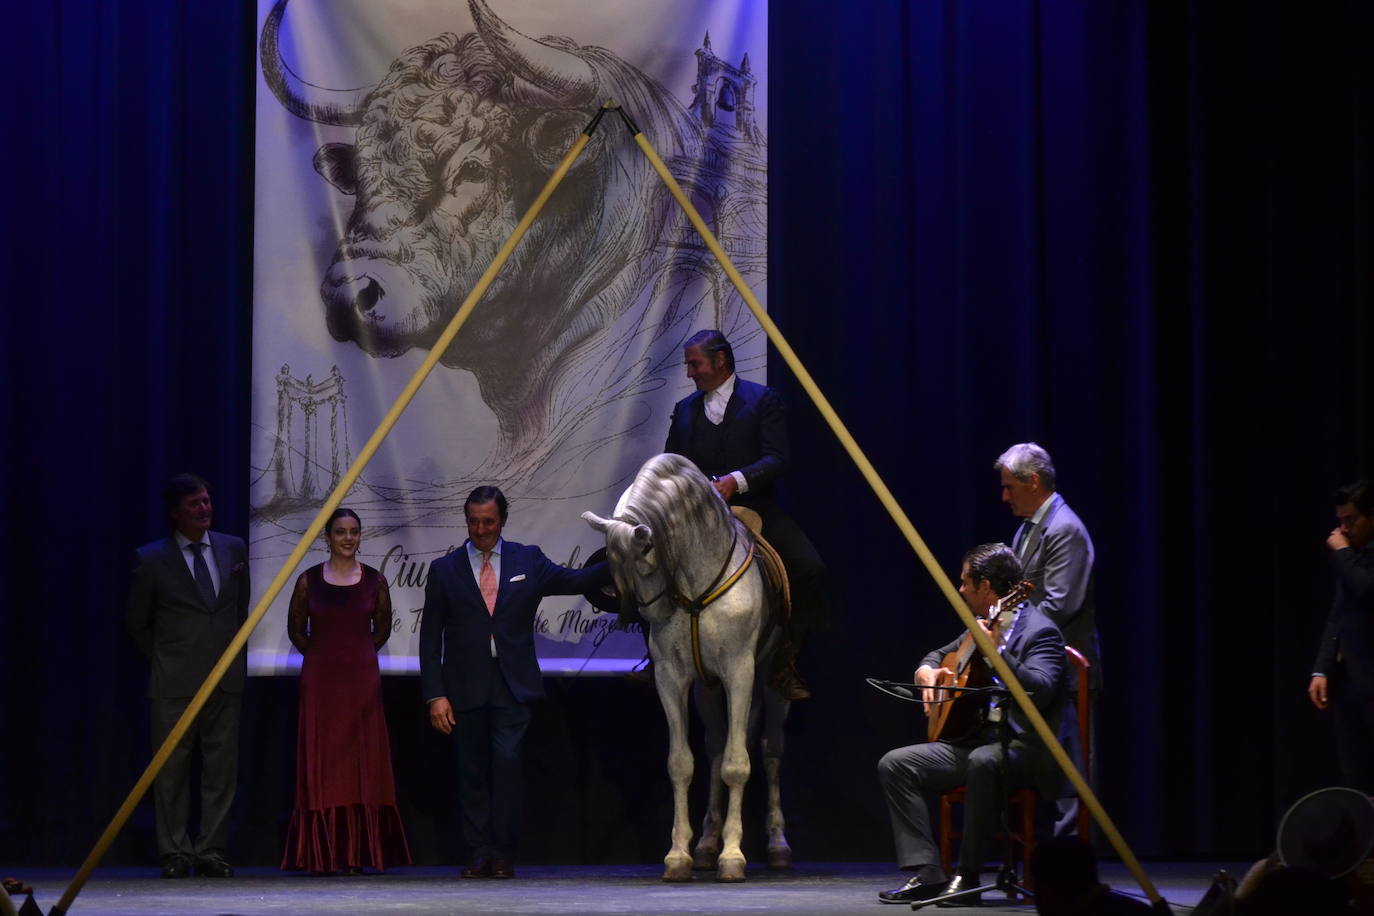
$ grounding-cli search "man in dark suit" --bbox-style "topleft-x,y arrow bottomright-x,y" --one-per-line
877,543 -> 1070,906
664,328 -> 826,699
1308,479 -> 1374,793
995,442 -> 1098,834
127,473 -> 249,879
420,486 -> 609,879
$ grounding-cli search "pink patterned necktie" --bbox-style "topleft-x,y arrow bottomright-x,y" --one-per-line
479,551 -> 497,615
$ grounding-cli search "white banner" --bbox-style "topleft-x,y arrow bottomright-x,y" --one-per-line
249,0 -> 767,674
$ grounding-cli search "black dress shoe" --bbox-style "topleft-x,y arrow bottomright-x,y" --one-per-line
196,854 -> 234,878
491,859 -> 515,879
461,859 -> 493,879
159,856 -> 191,879
934,874 -> 982,907
878,874 -> 948,904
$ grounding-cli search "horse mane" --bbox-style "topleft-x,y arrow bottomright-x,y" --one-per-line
617,453 -> 737,585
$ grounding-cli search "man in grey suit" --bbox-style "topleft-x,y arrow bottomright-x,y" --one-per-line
995,443 -> 1098,835
127,473 -> 249,879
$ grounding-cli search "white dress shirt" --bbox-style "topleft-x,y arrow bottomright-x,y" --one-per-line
702,373 -> 750,494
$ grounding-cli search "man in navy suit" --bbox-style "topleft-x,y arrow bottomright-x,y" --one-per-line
876,543 -> 1070,906
664,328 -> 826,699
995,442 -> 1098,834
127,473 -> 249,879
420,486 -> 609,878
1308,479 -> 1374,793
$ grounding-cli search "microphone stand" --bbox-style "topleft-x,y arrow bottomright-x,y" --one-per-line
904,684 -> 1036,911
864,678 -> 992,705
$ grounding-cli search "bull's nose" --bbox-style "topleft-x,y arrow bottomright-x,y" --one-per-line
324,275 -> 386,343
349,277 -> 383,313
325,274 -> 385,314
320,263 -> 423,356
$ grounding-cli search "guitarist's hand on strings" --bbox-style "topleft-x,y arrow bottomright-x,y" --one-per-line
973,616 -> 998,658
915,664 -> 953,716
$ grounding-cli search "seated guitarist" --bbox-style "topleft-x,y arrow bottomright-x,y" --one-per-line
876,543 -> 1071,906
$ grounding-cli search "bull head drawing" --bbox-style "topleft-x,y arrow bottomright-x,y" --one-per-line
260,0 -> 716,479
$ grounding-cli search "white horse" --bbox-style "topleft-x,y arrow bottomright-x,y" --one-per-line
692,643 -> 793,872
583,453 -> 789,882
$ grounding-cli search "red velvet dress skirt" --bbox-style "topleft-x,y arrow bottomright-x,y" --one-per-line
281,564 -> 411,872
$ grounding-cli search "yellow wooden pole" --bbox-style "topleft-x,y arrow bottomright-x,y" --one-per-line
51,122 -> 599,916
626,121 -> 1164,906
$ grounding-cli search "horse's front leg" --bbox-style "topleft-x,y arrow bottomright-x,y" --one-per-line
762,688 -> 792,869
656,663 -> 696,882
715,658 -> 755,882
692,680 -> 726,870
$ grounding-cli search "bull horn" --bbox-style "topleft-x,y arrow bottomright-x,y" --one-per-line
582,510 -> 612,532
260,0 -> 369,126
469,0 -> 597,107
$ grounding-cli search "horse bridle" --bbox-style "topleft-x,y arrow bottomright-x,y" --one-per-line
617,518 -> 758,682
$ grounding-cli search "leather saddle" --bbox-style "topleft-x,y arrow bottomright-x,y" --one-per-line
730,506 -> 791,619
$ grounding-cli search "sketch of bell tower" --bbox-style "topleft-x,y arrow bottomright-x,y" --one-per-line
690,32 -> 760,142
266,364 -> 352,507
660,29 -> 767,365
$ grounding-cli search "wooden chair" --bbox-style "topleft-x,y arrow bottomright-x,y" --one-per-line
937,645 -> 1091,889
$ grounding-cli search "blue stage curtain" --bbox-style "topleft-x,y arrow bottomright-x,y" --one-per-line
768,0 -> 1372,860
1,0 -> 1370,868
0,0 -> 256,865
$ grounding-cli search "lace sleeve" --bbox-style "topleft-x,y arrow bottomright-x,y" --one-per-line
287,572 -> 311,655
373,571 -> 394,651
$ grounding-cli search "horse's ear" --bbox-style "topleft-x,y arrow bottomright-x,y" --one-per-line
582,510 -> 610,532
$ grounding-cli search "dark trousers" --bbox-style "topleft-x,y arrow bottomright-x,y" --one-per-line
1331,674 -> 1374,794
878,730 -> 1043,878
150,690 -> 240,861
453,659 -> 532,861
755,504 -> 829,636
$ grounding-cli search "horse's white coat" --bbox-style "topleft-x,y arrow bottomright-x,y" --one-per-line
583,453 -> 790,881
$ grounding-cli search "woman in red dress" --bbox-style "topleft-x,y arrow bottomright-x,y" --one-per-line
282,508 -> 411,874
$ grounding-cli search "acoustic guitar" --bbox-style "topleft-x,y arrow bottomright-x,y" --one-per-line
924,580 -> 1034,743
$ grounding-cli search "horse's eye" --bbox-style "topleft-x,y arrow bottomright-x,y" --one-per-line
451,158 -> 489,188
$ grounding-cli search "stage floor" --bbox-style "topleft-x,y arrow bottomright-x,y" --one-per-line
7,861 -> 1237,915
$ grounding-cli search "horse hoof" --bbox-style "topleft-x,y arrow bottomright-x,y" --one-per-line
692,845 -> 721,870
663,858 -> 694,882
767,845 -> 793,870
715,858 -> 746,882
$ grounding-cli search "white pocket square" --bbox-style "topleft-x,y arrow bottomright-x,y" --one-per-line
508,573 -> 527,582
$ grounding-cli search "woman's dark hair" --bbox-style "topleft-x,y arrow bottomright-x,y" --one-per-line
325,507 -> 362,533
